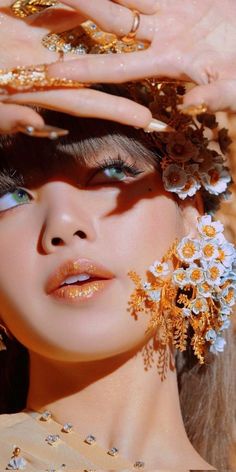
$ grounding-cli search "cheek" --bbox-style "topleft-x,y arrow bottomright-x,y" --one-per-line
103,193 -> 183,277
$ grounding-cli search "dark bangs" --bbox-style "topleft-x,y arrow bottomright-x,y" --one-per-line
0,110 -> 160,193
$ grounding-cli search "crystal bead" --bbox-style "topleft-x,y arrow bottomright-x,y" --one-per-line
40,410 -> 52,421
6,457 -> 27,470
84,434 -> 96,445
45,434 -> 60,446
75,45 -> 87,55
48,44 -> 56,51
133,460 -> 145,468
90,23 -> 97,30
107,446 -> 119,456
61,422 -> 73,433
62,43 -> 72,52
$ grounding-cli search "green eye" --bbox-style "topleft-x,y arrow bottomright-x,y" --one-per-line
0,188 -> 32,212
103,167 -> 126,180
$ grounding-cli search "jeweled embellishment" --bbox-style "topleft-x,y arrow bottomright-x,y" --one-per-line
84,434 -> 96,445
61,423 -> 73,433
6,447 -> 27,470
6,457 -> 27,470
40,410 -> 52,421
45,434 -> 60,446
107,447 -> 119,456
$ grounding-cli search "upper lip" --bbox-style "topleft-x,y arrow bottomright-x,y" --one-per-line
46,258 -> 115,294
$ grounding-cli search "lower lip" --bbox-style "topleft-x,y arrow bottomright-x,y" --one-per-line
49,280 -> 111,304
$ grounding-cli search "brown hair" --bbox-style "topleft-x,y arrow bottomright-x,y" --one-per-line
0,109 -> 235,470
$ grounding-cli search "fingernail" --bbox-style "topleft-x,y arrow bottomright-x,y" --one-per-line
143,118 -> 174,133
18,125 -> 69,139
180,103 -> 208,116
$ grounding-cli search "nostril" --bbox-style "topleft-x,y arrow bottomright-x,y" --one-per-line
75,230 -> 87,239
51,237 -> 63,246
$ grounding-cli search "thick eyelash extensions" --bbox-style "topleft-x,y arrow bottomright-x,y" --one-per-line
96,156 -> 144,177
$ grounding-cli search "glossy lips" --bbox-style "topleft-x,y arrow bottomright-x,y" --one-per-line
46,258 -> 114,303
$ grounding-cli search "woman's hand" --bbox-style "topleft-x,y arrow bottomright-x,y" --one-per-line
47,0 -> 236,113
0,0 -> 153,135
1,0 -> 236,135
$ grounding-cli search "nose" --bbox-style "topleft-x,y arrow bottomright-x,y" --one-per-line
40,182 -> 97,253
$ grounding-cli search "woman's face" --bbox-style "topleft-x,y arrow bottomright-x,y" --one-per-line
0,134 -> 188,362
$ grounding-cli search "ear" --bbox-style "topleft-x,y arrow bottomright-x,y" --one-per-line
179,193 -> 204,238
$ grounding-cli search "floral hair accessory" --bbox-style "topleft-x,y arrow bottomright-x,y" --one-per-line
126,80 -> 233,203
128,215 -> 236,380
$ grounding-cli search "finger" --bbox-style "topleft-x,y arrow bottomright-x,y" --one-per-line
3,88 -> 152,128
48,47 -> 186,84
0,103 -> 44,134
112,0 -> 159,15
181,80 -> 236,113
59,0 -> 150,39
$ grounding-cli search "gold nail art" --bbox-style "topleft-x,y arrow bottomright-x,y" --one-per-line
10,0 -> 58,18
181,103 -> 208,116
42,20 -> 149,55
0,64 -> 89,95
18,125 -> 69,139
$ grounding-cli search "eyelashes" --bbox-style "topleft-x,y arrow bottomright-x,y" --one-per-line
93,156 -> 144,177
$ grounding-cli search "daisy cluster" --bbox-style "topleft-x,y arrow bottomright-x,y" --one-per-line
142,215 -> 236,360
129,80 -> 232,202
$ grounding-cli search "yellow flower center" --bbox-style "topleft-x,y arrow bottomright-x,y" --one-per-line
209,169 -> 220,185
218,248 -> 225,261
155,264 -> 163,273
190,269 -> 202,281
203,244 -> 215,257
209,266 -> 220,280
194,299 -> 203,310
168,171 -> 180,184
182,242 -> 196,258
225,288 -> 234,303
202,225 -> 216,237
201,282 -> 210,293
176,272 -> 185,281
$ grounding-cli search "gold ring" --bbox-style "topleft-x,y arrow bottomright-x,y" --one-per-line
122,9 -> 141,42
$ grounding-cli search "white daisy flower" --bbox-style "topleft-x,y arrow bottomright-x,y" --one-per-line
149,261 -> 170,278
162,164 -> 187,193
148,289 -> 161,302
217,241 -> 235,268
209,335 -> 226,354
176,175 -> 201,200
172,268 -> 189,288
197,215 -> 224,240
190,296 -> 208,315
205,329 -> 217,343
200,164 -> 231,195
187,265 -> 205,285
177,238 -> 201,263
200,240 -> 219,261
219,318 -> 231,331
204,261 -> 225,286
197,281 -> 213,298
221,284 -> 236,307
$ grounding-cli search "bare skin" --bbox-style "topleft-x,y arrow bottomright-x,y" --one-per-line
0,143 -> 213,469
1,0 -> 236,132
